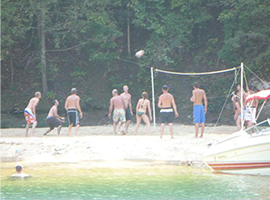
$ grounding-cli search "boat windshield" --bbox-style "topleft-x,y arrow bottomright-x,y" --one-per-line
245,119 -> 270,135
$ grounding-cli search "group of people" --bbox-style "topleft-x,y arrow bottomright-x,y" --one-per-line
231,84 -> 258,130
24,83 -> 208,138
24,88 -> 83,137
109,83 -> 207,138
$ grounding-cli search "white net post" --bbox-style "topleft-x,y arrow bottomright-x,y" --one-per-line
151,67 -> 156,129
241,62 -> 244,130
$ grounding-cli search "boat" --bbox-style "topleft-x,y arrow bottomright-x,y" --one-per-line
203,65 -> 270,175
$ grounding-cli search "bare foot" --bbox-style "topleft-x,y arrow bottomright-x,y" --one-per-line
122,131 -> 126,135
200,135 -> 203,138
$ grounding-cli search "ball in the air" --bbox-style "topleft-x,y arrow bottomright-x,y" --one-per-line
135,50 -> 145,58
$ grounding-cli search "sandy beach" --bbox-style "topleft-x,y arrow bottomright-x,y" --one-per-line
0,124 -> 238,166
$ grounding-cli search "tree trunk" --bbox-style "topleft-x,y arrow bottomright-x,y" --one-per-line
127,4 -> 131,55
41,0 -> 48,95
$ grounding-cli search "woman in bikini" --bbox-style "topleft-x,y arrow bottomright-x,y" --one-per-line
135,92 -> 152,134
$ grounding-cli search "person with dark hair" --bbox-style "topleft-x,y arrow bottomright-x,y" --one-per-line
135,92 -> 152,134
190,82 -> 208,138
158,85 -> 179,139
11,165 -> 29,178
24,92 -> 41,137
65,88 -> 83,137
44,100 -> 65,135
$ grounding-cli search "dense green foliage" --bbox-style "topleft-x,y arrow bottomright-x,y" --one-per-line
1,0 -> 270,127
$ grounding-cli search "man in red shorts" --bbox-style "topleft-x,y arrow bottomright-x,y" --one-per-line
24,92 -> 41,137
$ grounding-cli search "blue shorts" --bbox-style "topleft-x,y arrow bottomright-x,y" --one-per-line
193,105 -> 205,124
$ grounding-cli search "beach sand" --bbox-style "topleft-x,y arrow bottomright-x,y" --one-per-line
0,125 -> 237,166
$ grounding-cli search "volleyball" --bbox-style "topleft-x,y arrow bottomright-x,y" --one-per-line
135,50 -> 145,58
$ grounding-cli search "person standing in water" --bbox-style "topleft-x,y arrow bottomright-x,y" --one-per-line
158,85 -> 179,139
24,92 -> 41,137
134,92 -> 152,134
11,165 -> 30,178
109,89 -> 126,134
44,100 -> 65,136
190,82 -> 208,138
120,85 -> 133,133
65,88 -> 83,137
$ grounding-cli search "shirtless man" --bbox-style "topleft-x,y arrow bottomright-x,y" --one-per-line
120,85 -> 133,133
190,82 -> 208,138
65,88 -> 83,137
44,100 -> 65,136
158,85 -> 179,139
109,89 -> 126,134
24,92 -> 41,137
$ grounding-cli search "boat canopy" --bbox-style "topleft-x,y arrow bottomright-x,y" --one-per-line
246,89 -> 270,102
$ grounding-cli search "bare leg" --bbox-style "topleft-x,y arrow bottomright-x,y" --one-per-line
195,123 -> 199,138
113,121 -> 117,134
168,123 -> 174,139
125,120 -> 131,133
236,118 -> 241,130
68,124 -> 73,137
57,125 -> 62,135
44,128 -> 53,135
121,122 -> 126,135
142,115 -> 150,134
200,123 -> 205,138
117,121 -> 122,133
160,123 -> 165,138
135,116 -> 142,134
31,121 -> 37,137
74,124 -> 80,136
25,123 -> 31,137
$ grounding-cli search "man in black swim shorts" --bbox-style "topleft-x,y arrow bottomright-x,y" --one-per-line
44,100 -> 65,135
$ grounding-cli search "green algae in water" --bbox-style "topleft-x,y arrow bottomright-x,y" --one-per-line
1,162 -> 269,200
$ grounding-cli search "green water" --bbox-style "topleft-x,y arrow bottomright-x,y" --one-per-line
1,162 -> 269,200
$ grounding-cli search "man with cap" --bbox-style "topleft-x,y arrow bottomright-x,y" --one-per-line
158,85 -> 179,139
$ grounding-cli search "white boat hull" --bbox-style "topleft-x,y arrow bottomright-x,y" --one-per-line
204,120 -> 270,175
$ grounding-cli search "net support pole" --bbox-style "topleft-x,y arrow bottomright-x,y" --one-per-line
240,62 -> 244,131
151,67 -> 156,130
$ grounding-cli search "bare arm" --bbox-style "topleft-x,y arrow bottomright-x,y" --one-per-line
172,96 -> 179,117
158,96 -> 162,108
32,99 -> 39,116
190,90 -> 195,102
122,97 -> 126,110
136,100 -> 140,112
129,95 -> 133,115
108,98 -> 113,117
76,97 -> 83,118
203,91 -> 208,113
148,100 -> 152,120
65,98 -> 68,111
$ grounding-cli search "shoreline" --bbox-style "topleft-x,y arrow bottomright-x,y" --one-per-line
1,125 -> 237,166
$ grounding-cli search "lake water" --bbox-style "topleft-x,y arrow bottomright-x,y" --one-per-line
1,162 -> 270,200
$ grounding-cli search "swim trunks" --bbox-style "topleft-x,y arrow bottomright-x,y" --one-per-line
67,109 -> 80,126
125,107 -> 132,121
24,108 -> 36,124
137,111 -> 145,117
113,109 -> 126,122
46,116 -> 62,129
160,108 -> 174,123
193,105 -> 205,123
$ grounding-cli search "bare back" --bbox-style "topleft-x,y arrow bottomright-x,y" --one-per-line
111,95 -> 125,110
159,93 -> 173,108
193,89 -> 205,105
137,99 -> 150,112
26,97 -> 40,111
65,95 -> 80,109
